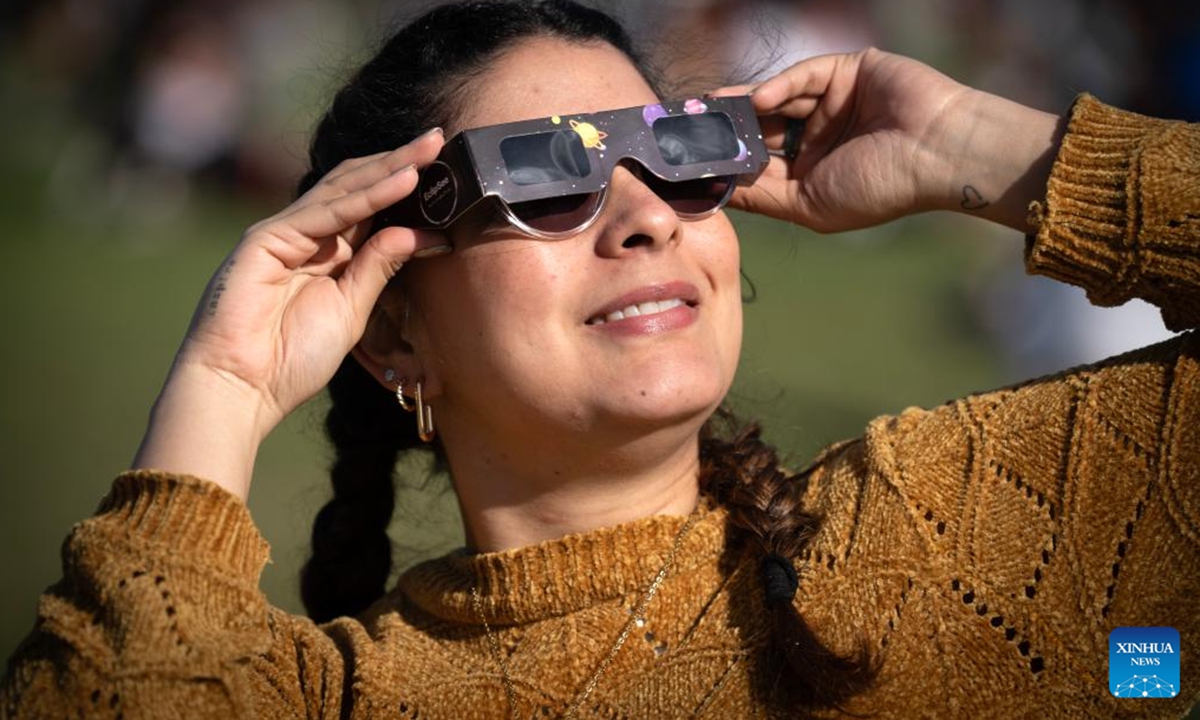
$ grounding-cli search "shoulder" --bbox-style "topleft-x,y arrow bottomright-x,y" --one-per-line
799,331 -> 1197,586
791,333 -> 1200,715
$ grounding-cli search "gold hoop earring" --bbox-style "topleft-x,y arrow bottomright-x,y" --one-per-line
395,378 -> 414,412
415,380 -> 435,442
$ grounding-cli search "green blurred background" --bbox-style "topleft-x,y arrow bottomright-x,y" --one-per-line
1,1 -> 1196,710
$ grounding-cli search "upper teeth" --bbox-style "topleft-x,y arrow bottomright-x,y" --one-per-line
587,298 -> 686,325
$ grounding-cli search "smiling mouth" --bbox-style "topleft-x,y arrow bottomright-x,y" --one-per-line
585,298 -> 694,325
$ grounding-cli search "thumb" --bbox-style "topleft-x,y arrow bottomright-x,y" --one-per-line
337,226 -> 451,330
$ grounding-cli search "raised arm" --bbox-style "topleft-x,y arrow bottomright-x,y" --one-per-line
2,129 -> 449,717
717,47 -> 1199,330
716,48 -> 1064,234
133,128 -> 447,501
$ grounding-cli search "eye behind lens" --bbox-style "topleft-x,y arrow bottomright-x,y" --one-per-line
640,173 -> 735,217
495,170 -> 732,238
505,191 -> 605,236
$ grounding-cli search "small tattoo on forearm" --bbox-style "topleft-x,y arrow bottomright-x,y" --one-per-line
960,185 -> 990,211
206,259 -> 236,316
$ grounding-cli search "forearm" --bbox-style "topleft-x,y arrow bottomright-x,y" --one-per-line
933,88 -> 1066,233
132,360 -> 273,502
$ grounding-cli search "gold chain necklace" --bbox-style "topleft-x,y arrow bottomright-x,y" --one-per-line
468,508 -> 701,720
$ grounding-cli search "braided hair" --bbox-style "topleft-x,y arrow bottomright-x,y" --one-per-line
297,0 -> 876,712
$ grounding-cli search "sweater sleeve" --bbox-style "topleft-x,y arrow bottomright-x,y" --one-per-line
1025,93 -> 1200,331
0,471 -> 347,719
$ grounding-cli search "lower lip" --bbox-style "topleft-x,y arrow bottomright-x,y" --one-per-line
587,303 -> 698,336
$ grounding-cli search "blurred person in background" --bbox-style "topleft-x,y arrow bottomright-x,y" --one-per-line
3,1 -> 1199,718
6,0 -> 356,223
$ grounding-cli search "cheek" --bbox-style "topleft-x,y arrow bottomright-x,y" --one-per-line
695,216 -> 743,307
714,217 -> 742,276
406,245 -> 570,358
698,218 -> 744,368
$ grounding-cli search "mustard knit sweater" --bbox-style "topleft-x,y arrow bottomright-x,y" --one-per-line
3,95 -> 1198,719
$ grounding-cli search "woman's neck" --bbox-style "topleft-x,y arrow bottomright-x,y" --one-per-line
444,427 -> 702,553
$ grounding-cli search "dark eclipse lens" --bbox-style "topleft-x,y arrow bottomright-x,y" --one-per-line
652,113 -> 740,166
500,130 -> 591,186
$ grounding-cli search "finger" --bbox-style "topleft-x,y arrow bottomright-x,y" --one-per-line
764,96 -> 822,121
292,232 -> 357,279
758,115 -> 794,154
727,156 -> 794,214
304,127 -> 445,203
260,164 -> 422,269
317,150 -> 392,187
328,127 -> 444,192
708,82 -> 759,98
749,53 -> 848,114
337,226 -> 450,327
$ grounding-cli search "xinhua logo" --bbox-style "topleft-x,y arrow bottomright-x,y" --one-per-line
1109,627 -> 1180,698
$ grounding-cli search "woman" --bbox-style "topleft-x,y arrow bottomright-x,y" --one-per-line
3,1 -> 1197,717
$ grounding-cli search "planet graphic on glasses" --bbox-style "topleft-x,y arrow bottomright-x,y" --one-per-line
569,119 -> 608,150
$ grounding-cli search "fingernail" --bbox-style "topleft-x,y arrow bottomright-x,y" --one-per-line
413,244 -> 453,258
394,163 -> 417,177
420,126 -> 444,139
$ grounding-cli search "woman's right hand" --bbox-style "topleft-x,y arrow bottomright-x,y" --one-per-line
715,48 -> 1062,234
133,128 -> 447,500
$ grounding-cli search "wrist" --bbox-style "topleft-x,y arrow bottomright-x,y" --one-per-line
932,89 -> 1065,232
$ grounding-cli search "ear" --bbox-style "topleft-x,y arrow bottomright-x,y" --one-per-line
351,300 -> 422,392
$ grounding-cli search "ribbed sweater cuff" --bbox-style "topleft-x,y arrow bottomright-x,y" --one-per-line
96,470 -> 270,582
1024,93 -> 1197,327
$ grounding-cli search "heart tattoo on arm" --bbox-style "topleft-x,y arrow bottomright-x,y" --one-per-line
960,184 -> 990,211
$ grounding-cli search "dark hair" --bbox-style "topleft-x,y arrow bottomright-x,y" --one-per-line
298,0 -> 876,712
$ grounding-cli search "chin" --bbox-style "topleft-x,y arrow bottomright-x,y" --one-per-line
604,366 -> 730,431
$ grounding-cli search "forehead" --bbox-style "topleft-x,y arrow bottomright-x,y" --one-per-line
453,36 -> 659,133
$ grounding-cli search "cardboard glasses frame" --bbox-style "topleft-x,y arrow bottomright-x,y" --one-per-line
373,95 -> 769,239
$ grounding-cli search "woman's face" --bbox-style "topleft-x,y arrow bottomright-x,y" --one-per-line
394,36 -> 743,455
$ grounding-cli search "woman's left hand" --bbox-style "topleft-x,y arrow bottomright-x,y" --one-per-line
714,48 -> 1063,233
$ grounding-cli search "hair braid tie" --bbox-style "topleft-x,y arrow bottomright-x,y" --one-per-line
762,552 -> 799,604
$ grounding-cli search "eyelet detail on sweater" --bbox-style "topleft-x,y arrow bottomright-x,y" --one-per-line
916,503 -> 949,537
801,548 -> 839,571
989,460 -> 1056,520
880,578 -> 916,649
949,578 -> 1045,675
115,567 -> 189,655
1101,480 -> 1155,618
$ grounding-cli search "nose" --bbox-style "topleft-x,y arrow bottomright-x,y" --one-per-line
592,161 -> 682,257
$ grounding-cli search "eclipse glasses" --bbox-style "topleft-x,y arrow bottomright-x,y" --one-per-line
374,96 -> 768,239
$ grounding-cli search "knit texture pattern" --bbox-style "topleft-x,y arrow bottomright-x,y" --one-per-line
3,94 -> 1198,718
